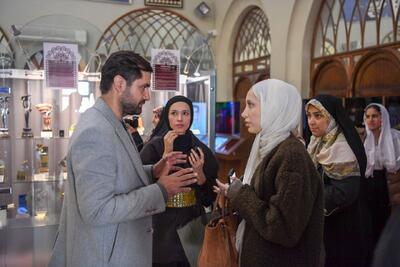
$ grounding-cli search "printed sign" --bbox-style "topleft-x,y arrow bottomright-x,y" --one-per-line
151,49 -> 180,91
44,42 -> 78,89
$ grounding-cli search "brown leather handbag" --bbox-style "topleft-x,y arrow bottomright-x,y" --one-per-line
197,194 -> 239,267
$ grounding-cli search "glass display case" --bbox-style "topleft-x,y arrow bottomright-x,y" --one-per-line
0,69 -> 100,266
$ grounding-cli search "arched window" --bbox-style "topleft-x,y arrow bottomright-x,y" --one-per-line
233,7 -> 271,85
311,0 -> 400,97
314,0 -> 400,57
0,27 -> 14,68
97,8 -> 213,75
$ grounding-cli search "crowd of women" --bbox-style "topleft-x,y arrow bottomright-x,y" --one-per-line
128,79 -> 400,267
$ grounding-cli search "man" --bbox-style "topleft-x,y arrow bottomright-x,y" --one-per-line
49,51 -> 197,267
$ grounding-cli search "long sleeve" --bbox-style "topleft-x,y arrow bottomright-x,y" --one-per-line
195,142 -> 218,207
71,126 -> 165,226
323,174 -> 359,216
140,138 -> 163,165
229,148 -> 320,248
373,207 -> 400,267
391,129 -> 400,171
141,136 -> 218,207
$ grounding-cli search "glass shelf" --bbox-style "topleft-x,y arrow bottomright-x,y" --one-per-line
4,214 -> 60,229
12,177 -> 67,184
16,137 -> 69,140
0,71 -> 99,223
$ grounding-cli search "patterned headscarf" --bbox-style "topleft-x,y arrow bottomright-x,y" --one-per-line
306,98 -> 361,179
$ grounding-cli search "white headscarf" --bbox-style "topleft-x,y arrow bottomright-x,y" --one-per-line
236,79 -> 302,254
364,103 -> 400,177
242,79 -> 302,185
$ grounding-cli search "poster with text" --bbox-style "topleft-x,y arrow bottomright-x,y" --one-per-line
151,49 -> 180,91
44,42 -> 78,89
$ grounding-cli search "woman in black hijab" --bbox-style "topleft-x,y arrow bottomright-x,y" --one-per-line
140,95 -> 218,267
305,95 -> 372,267
147,106 -> 168,142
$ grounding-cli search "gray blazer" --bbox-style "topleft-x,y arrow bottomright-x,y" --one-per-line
373,207 -> 400,267
48,98 -> 166,267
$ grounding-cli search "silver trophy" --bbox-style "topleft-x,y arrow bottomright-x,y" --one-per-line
0,96 -> 10,138
21,95 -> 33,138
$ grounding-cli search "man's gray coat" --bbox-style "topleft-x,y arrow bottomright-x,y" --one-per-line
373,207 -> 400,267
48,98 -> 166,267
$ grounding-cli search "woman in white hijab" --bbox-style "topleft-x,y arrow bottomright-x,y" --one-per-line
363,103 -> 400,245
215,79 -> 324,267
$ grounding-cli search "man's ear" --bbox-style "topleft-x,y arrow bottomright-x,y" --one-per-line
113,75 -> 126,95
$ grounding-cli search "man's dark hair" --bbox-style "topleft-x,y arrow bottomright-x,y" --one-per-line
100,51 -> 153,94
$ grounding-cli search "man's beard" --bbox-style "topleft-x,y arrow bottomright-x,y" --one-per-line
120,95 -> 142,116
121,101 -> 141,116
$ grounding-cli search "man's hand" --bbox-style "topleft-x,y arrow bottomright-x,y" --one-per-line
153,151 -> 187,178
388,171 -> 400,206
158,168 -> 198,197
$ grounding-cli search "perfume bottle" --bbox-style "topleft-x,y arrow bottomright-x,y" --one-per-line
36,144 -> 49,173
58,157 -> 67,179
16,160 -> 29,181
0,159 -> 5,183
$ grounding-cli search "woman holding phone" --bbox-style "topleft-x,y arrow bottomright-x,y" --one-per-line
140,95 -> 218,267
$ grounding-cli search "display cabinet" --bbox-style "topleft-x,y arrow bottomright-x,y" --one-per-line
0,70 -> 99,218
11,137 -> 68,218
0,69 -> 100,266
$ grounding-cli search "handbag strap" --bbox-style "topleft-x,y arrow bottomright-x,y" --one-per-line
199,204 -> 208,225
219,193 -> 232,217
221,217 -> 238,266
213,193 -> 233,218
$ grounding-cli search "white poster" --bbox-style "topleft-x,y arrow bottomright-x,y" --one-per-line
151,49 -> 180,91
44,42 -> 78,89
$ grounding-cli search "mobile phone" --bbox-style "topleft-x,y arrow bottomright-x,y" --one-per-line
123,117 -> 139,128
227,168 -> 235,184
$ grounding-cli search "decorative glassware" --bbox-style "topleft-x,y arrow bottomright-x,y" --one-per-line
36,144 -> 49,173
58,156 -> 67,179
35,103 -> 53,137
0,159 -> 5,183
21,95 -> 34,138
34,187 -> 48,219
17,194 -> 29,217
16,160 -> 30,181
0,96 -> 10,138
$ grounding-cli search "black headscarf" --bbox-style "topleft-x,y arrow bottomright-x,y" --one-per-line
140,95 -> 218,206
311,95 -> 367,177
153,95 -> 195,156
148,107 -> 168,141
